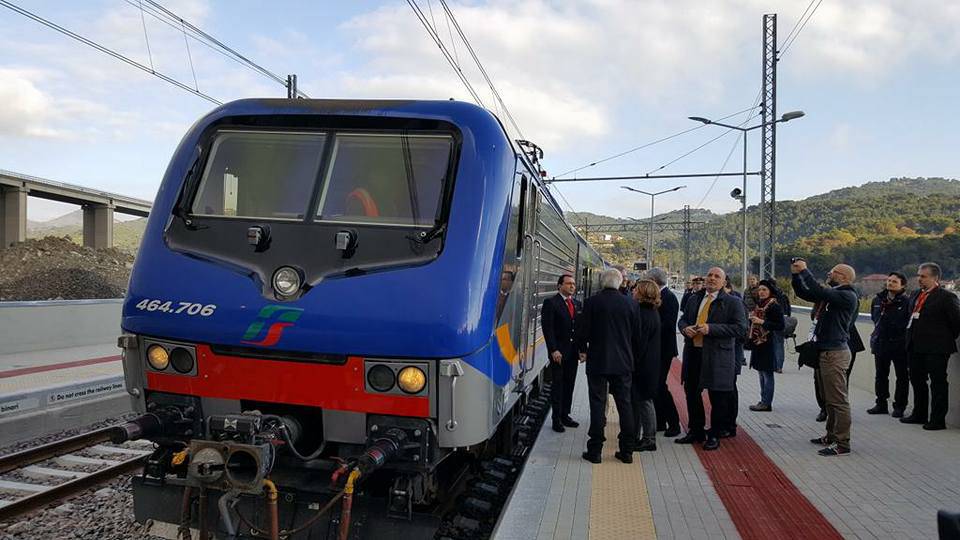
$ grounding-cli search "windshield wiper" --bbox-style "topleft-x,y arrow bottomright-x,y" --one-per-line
409,222 -> 445,244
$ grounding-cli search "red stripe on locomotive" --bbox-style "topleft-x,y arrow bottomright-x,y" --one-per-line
145,345 -> 429,417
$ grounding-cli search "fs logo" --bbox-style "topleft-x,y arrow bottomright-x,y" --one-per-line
241,305 -> 304,347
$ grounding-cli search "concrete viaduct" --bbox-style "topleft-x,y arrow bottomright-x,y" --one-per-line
0,169 -> 152,250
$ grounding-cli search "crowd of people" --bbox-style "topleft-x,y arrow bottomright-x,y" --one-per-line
540,259 -> 960,464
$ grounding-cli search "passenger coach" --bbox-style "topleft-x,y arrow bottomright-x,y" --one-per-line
115,98 -> 604,537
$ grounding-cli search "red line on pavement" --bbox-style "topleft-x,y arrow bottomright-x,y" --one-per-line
0,355 -> 121,379
666,359 -> 843,540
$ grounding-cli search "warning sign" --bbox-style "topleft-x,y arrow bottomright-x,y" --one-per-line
47,380 -> 124,405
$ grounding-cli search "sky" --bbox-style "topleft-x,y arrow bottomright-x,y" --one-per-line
1,0 -> 958,222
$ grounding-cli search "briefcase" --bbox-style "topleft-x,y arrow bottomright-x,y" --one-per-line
796,341 -> 820,369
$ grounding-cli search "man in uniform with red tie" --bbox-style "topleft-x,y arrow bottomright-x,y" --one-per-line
675,267 -> 747,451
541,274 -> 582,433
901,262 -> 960,430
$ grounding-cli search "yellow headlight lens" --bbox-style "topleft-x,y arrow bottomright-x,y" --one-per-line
147,345 -> 170,370
397,366 -> 426,394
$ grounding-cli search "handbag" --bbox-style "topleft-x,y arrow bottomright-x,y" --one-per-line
783,315 -> 799,338
796,340 -> 819,369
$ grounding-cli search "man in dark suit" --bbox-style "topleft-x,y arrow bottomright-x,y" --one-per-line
577,268 -> 638,464
681,276 -> 703,314
541,274 -> 582,433
676,267 -> 747,451
901,262 -> 960,430
646,267 -> 681,437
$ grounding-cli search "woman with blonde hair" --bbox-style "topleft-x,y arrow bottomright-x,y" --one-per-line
631,279 -> 662,451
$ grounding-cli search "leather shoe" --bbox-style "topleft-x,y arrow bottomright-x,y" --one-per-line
923,422 -> 946,431
561,416 -> 580,428
891,407 -> 905,418
552,421 -> 566,433
614,451 -> 633,463
664,425 -> 681,438
749,403 -> 772,412
866,401 -> 888,415
582,452 -> 601,464
703,437 -> 720,451
635,439 -> 657,452
675,432 -> 705,444
899,415 -> 927,425
717,430 -> 736,439
815,410 -> 827,422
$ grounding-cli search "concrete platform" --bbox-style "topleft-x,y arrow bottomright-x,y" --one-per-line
495,338 -> 960,540
0,343 -> 130,446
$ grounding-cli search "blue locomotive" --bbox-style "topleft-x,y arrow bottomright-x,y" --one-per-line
114,98 -> 605,537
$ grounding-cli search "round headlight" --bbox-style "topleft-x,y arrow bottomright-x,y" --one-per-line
397,366 -> 426,394
272,266 -> 301,296
170,347 -> 195,374
146,345 -> 169,370
367,364 -> 396,392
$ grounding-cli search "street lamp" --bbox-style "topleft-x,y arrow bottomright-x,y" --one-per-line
729,187 -> 747,291
688,110 -> 804,287
620,185 -> 686,268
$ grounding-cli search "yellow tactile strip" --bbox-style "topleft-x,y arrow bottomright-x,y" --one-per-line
589,399 -> 657,539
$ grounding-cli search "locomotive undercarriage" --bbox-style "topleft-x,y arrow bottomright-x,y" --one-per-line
117,391 -> 485,538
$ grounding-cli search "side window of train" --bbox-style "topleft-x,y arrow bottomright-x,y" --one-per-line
496,175 -> 523,323
515,175 -> 527,258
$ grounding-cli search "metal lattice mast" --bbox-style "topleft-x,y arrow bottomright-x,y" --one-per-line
682,205 -> 691,278
759,13 -> 778,278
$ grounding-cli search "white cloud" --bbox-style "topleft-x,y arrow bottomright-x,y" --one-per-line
0,68 -> 121,139
781,0 -> 960,77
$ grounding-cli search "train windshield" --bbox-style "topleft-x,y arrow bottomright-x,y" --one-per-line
190,130 -> 454,227
192,131 -> 327,220
317,133 -> 452,227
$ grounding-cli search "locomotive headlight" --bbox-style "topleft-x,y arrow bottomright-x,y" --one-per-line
170,347 -> 195,374
146,345 -> 169,370
367,364 -> 396,392
272,266 -> 301,296
397,366 -> 427,394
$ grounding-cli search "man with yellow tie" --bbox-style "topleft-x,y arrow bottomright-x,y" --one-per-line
676,267 -> 748,450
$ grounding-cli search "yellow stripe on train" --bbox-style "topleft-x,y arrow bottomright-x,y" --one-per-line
496,324 -> 520,365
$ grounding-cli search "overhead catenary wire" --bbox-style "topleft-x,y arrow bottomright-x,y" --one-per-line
139,0 -> 310,98
407,0 -> 486,107
779,0 -> 817,52
439,0 -> 525,140
137,0 -> 155,72
552,104 -> 761,179
0,0 -> 222,105
695,131 -> 743,208
779,0 -> 825,58
123,0 -> 261,81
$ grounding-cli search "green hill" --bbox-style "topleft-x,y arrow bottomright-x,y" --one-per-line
567,177 -> 960,280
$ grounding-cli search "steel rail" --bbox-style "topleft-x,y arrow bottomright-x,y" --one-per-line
0,454 -> 146,521
0,427 -> 115,475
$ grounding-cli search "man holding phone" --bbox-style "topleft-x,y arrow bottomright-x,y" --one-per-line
791,257 -> 859,456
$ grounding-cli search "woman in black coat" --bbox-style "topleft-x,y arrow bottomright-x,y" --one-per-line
631,280 -> 662,451
747,280 -> 785,411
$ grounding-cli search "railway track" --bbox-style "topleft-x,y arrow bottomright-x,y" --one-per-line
0,426 -> 152,521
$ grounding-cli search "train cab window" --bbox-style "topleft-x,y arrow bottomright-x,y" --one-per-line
191,131 -> 326,220
317,133 -> 453,226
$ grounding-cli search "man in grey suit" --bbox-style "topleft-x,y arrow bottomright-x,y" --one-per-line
675,267 -> 748,451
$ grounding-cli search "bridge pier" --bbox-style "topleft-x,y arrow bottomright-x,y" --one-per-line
82,203 -> 114,249
0,186 -> 28,249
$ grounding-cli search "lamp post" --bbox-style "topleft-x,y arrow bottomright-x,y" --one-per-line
620,185 -> 686,268
729,187 -> 747,291
688,110 -> 804,286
